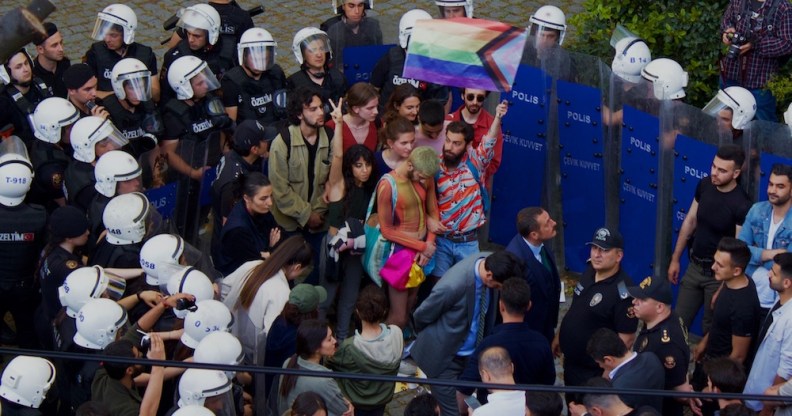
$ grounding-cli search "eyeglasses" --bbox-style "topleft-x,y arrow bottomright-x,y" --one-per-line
465,94 -> 486,103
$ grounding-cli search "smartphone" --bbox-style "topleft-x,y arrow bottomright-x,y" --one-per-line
464,395 -> 482,411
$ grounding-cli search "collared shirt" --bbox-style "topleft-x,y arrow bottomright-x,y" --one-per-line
744,298 -> 792,411
436,133 -> 495,234
523,237 -> 544,263
472,390 -> 526,416
720,0 -> 792,89
458,259 -> 486,356
446,106 -> 503,178
609,351 -> 638,380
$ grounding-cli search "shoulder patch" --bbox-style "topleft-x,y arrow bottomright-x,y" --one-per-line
663,356 -> 676,369
65,260 -> 78,269
51,172 -> 63,189
617,280 -> 629,299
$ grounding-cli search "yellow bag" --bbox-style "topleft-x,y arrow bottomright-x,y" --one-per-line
406,262 -> 426,289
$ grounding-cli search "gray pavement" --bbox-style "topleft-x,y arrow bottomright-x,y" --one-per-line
0,0 -> 583,75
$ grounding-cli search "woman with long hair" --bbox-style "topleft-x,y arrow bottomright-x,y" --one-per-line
325,99 -> 379,341
214,172 -> 281,276
221,235 -> 313,365
328,285 -> 403,416
374,116 -> 416,182
382,83 -> 421,126
326,82 -> 380,152
277,320 -> 353,416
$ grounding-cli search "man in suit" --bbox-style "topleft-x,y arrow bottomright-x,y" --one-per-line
505,206 -> 561,343
411,250 -> 524,416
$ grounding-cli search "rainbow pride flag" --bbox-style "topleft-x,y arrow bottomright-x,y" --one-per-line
403,17 -> 527,92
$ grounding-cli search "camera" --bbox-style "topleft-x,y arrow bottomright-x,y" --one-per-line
175,298 -> 196,311
726,32 -> 751,60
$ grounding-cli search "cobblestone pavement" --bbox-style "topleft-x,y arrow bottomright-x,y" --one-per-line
1,0 -> 584,75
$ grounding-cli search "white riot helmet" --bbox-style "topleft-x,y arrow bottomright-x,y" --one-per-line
611,37 -> 652,83
703,86 -> 757,130
94,150 -> 142,197
139,234 -> 185,286
177,369 -> 233,408
399,9 -> 432,49
0,356 -> 56,409
166,266 -> 215,319
238,28 -> 276,72
111,58 -> 152,101
173,405 -> 216,416
529,5 -> 567,46
32,97 -> 80,143
103,192 -> 150,245
640,58 -> 688,100
181,300 -> 233,348
785,103 -> 792,126
435,0 -> 473,18
74,298 -> 128,350
292,27 -> 332,66
70,116 -> 129,163
176,4 -> 221,45
91,4 -> 137,45
167,56 -> 220,100
332,0 -> 373,14
194,332 -> 244,379
0,49 -> 34,85
0,137 -> 33,207
58,266 -> 127,318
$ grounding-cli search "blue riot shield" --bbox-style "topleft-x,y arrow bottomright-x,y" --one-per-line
746,120 -> 792,202
342,44 -> 394,85
488,64 -> 550,245
618,105 -> 660,284
557,80 -> 605,273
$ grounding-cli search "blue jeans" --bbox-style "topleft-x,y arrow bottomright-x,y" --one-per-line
720,79 -> 777,122
432,237 -> 480,277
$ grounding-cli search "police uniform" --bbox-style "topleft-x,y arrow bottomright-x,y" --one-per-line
634,312 -> 690,416
85,41 -> 158,92
28,140 -> 69,212
0,79 -> 52,147
287,68 -> 347,114
160,38 -> 236,102
323,15 -> 383,68
103,95 -> 162,159
38,247 -> 81,322
221,64 -> 287,124
557,265 -> 639,388
0,201 -> 47,349
33,56 -> 71,99
370,46 -> 449,113
63,160 -> 98,212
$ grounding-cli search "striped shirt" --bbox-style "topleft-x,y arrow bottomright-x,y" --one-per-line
436,133 -> 496,234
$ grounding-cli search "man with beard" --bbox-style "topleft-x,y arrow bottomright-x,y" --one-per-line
445,88 -> 504,191
668,144 -> 753,333
739,164 -> 792,319
33,22 -> 70,99
268,86 -> 332,285
431,101 -> 507,285
0,50 -> 52,147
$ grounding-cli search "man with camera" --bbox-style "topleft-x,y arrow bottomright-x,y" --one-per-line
720,0 -> 792,121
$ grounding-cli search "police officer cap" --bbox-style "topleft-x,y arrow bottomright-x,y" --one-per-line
627,276 -> 673,304
289,284 -> 327,313
49,206 -> 89,239
63,64 -> 95,90
33,22 -> 59,46
233,120 -> 279,151
586,227 -> 623,250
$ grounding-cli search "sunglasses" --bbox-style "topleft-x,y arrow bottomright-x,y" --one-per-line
465,94 -> 486,103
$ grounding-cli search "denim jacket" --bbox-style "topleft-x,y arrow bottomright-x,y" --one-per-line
738,201 -> 792,276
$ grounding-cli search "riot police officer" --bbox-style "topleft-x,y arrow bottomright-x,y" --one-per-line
33,22 -> 71,99
28,97 -> 79,211
90,192 -> 150,270
221,27 -> 287,125
85,4 -> 160,102
88,150 -> 143,252
0,356 -> 56,416
287,27 -> 347,110
103,58 -> 162,160
0,138 -> 47,349
435,0 -> 474,18
161,4 -> 236,102
63,116 -> 128,211
0,49 -> 53,148
321,0 -> 383,68
370,10 -> 449,112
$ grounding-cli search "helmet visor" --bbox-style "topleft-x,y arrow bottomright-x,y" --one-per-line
242,44 -> 275,72
703,93 -> 739,129
91,16 -> 125,42
176,8 -> 212,32
118,71 -> 152,102
94,120 -> 130,152
102,271 -> 128,301
202,391 -> 235,416
187,65 -> 220,96
530,26 -> 564,49
0,135 -> 30,162
610,23 -> 639,48
299,35 -> 332,65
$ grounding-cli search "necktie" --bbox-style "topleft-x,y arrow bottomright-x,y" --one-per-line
540,246 -> 552,272
476,287 -> 489,345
